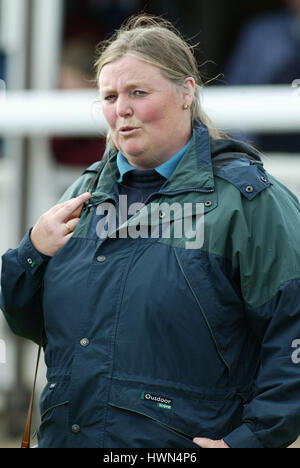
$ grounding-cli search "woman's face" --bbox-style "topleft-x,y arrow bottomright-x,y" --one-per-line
99,55 -> 194,169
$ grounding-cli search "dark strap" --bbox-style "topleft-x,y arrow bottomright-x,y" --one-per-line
85,159 -> 106,193
21,335 -> 43,448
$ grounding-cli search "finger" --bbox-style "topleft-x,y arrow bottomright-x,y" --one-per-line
46,197 -> 83,216
62,218 -> 80,235
56,193 -> 91,222
193,437 -> 214,448
42,200 -> 68,217
68,204 -> 84,220
64,231 -> 76,242
59,230 -> 77,251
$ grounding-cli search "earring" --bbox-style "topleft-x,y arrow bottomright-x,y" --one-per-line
183,104 -> 190,110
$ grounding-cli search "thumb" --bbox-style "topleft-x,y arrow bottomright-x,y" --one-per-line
193,437 -> 214,448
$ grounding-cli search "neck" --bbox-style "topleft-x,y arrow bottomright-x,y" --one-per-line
123,130 -> 193,171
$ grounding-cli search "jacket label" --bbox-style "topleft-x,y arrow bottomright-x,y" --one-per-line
141,392 -> 173,410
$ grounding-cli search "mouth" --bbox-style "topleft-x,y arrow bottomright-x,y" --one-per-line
119,126 -> 140,136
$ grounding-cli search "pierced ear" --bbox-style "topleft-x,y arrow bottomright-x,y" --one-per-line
183,77 -> 196,89
183,77 -> 196,102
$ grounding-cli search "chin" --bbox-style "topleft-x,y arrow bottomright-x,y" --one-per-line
121,145 -> 145,158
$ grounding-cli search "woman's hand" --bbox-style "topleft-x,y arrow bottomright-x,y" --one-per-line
30,192 -> 91,256
193,437 -> 230,448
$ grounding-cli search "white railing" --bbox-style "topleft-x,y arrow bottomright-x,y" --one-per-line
261,156 -> 300,199
0,85 -> 300,135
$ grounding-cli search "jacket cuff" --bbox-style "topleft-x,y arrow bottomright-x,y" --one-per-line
223,424 -> 265,448
18,229 -> 51,275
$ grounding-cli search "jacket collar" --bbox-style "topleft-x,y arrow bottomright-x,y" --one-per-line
164,122 -> 214,192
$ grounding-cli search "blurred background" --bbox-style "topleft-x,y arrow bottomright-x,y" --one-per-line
0,0 -> 299,448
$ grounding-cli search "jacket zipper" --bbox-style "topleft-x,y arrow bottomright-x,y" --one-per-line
173,248 -> 231,374
144,187 -> 214,205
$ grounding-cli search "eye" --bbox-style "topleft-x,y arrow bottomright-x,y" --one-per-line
133,90 -> 147,96
103,94 -> 117,102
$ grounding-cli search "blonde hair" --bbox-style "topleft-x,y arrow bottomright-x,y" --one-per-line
95,14 -> 224,149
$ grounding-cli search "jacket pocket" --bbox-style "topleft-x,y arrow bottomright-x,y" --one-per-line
104,378 -> 243,448
106,402 -> 199,448
37,379 -> 70,448
39,379 -> 69,419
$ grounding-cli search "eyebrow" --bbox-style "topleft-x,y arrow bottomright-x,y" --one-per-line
101,81 -> 150,94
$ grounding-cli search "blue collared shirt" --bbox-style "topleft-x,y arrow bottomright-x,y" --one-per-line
117,138 -> 192,182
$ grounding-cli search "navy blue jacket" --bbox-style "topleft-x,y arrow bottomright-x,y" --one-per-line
1,124 -> 300,448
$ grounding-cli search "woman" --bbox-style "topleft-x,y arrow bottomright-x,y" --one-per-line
1,14 -> 300,448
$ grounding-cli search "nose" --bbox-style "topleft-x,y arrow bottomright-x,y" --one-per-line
116,95 -> 133,118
